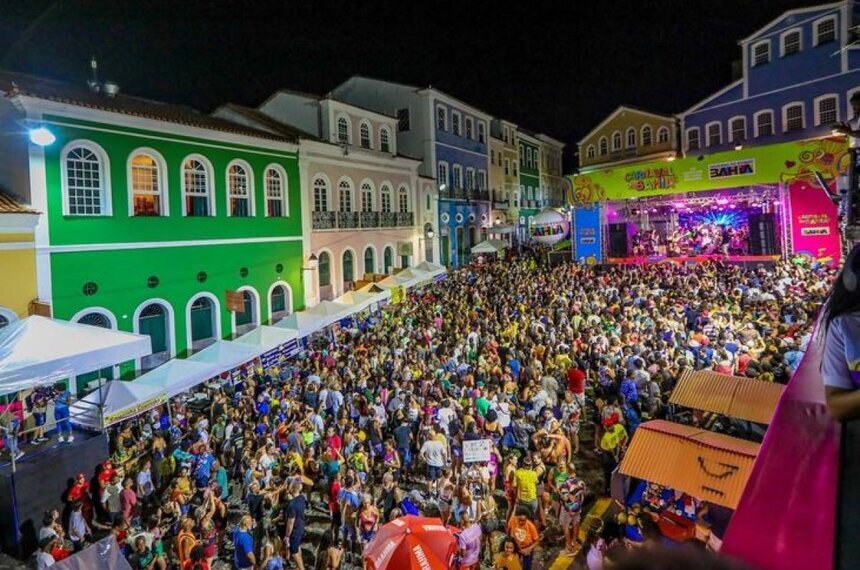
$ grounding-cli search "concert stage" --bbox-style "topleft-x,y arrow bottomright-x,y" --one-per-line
606,254 -> 781,267
0,428 -> 107,556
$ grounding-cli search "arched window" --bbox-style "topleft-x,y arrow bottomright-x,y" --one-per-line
74,310 -> 115,392
586,145 -> 596,159
183,157 -> 212,216
138,303 -> 170,370
361,182 -> 374,212
398,186 -> 409,213
384,246 -> 393,274
270,285 -> 290,322
313,177 -> 329,212
380,127 -> 391,153
657,126 -> 670,144
318,252 -> 331,287
360,122 -> 371,148
641,125 -> 652,146
339,179 -> 353,212
234,290 -> 257,334
364,247 -> 375,275
342,250 -> 354,287
337,116 -> 350,144
598,137 -> 608,155
63,143 -> 110,215
265,165 -> 287,217
228,162 -> 253,217
626,128 -> 636,148
611,131 -> 622,151
129,151 -> 165,216
381,185 -> 392,213
190,296 -> 217,350
78,312 -> 111,328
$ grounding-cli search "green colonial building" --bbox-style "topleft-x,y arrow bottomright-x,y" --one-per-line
0,72 -> 305,392
517,130 -> 542,241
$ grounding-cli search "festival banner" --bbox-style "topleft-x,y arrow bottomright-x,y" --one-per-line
788,181 -> 841,264
573,204 -> 603,264
104,392 -> 168,428
568,137 -> 849,203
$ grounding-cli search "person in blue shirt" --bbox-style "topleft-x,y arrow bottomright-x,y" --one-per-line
233,515 -> 256,570
620,373 -> 639,406
195,450 -> 215,489
53,382 -> 73,443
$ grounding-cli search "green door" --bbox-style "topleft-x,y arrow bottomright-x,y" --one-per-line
440,235 -> 450,267
139,305 -> 167,353
191,298 -> 214,342
236,292 -> 253,326
75,313 -> 115,395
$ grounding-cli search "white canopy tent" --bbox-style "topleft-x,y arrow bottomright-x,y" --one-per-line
69,378 -> 166,430
134,359 -> 221,398
333,291 -> 381,313
0,316 -> 152,396
413,260 -> 445,273
356,282 -> 393,299
235,325 -> 299,353
306,300 -> 353,317
471,239 -> 510,254
186,340 -> 261,371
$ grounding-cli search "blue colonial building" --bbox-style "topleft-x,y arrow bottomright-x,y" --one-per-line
332,77 -> 492,267
680,0 -> 860,154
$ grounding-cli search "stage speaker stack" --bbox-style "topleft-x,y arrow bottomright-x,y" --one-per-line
608,223 -> 629,257
748,213 -> 777,255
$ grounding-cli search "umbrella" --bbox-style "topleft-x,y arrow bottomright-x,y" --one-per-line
363,516 -> 457,570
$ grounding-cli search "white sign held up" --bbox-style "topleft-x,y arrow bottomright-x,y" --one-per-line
462,439 -> 493,463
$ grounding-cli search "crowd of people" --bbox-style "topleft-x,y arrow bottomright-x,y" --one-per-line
631,221 -> 751,258
24,248 -> 832,570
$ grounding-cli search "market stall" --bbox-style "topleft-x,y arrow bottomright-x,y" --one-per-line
669,369 -> 784,425
69,379 -> 166,430
133,359 -> 221,399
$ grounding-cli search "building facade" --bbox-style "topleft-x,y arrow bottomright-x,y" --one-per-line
0,72 -> 304,391
537,134 -> 566,208
577,106 -> 678,171
331,77 -> 492,267
680,1 -> 860,155
216,92 -> 425,304
517,130 -> 543,239
489,119 -> 519,230
0,192 -> 40,328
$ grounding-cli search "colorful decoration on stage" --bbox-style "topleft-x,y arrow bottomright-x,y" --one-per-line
788,181 -> 841,265
573,204 -> 603,264
529,209 -> 570,245
567,136 -> 849,204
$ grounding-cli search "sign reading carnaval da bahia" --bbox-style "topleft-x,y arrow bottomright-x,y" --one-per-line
625,167 -> 677,192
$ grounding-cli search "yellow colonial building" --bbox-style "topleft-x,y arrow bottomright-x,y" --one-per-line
0,191 -> 39,330
577,106 -> 678,170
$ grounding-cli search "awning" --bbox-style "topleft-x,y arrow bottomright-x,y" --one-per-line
0,316 -> 152,396
186,340 -> 260,371
70,379 -> 167,430
669,369 -> 785,424
471,239 -> 510,254
306,300 -> 353,316
134,359 -> 221,398
618,420 -> 760,510
333,291 -> 382,312
235,325 -> 299,354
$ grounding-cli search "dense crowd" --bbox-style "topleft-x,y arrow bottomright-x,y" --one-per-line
631,221 -> 750,257
28,250 -> 831,570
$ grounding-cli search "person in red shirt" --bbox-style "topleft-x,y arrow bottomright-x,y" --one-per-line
566,362 -> 586,407
329,471 -> 342,535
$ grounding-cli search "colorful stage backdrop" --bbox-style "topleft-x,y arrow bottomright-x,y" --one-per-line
788,181 -> 841,264
572,205 -> 602,264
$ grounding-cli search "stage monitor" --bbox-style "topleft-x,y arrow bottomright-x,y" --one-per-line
749,213 -> 778,255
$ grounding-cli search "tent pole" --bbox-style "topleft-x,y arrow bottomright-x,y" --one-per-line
5,392 -> 14,475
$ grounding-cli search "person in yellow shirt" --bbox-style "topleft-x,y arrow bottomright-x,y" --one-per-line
512,455 -> 542,519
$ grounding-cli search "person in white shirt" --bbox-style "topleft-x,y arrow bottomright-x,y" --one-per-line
436,400 -> 455,434
68,502 -> 90,550
36,537 -> 56,569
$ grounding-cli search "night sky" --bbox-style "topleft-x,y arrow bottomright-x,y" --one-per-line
1,0 -> 818,169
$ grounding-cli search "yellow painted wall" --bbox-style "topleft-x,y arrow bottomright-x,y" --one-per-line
580,110 -> 676,168
0,233 -> 37,318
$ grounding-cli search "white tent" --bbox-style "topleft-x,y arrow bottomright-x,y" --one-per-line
0,316 -> 152,396
471,239 -> 509,254
378,272 -> 415,288
70,379 -> 166,430
187,340 -> 260,371
413,260 -> 445,273
235,325 -> 299,353
134,359 -> 221,398
275,311 -> 331,338
333,291 -> 380,312
306,300 -> 353,316
51,536 -> 133,570
357,282 -> 393,299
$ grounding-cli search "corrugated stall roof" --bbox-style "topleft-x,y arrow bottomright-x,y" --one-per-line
669,369 -> 784,424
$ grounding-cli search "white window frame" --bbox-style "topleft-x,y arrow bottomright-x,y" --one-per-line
705,121 -> 722,147
477,169 -> 487,191
753,109 -> 775,138
264,163 -> 289,217
814,93 -> 840,126
380,184 -> 393,213
226,159 -> 255,217
438,162 -> 449,188
686,127 -> 700,151
436,106 -> 447,131
465,116 -> 474,140
337,177 -> 354,213
127,147 -> 168,217
752,39 -> 771,66
61,140 -> 112,216
465,167 -> 475,191
504,158 -> 510,175
313,175 -> 330,213
779,27 -> 803,57
625,127 -> 636,148
728,116 -> 747,142
478,122 -> 486,143
814,15 -> 838,46
336,113 -> 351,144
586,145 -> 596,159
359,120 -> 373,149
640,124 -> 652,146
398,185 -> 410,213
180,154 -> 215,217
452,164 -> 463,189
657,126 -> 670,144
611,130 -> 622,151
782,101 -> 806,132
360,179 -> 375,212
451,111 -> 462,136
598,137 -> 608,155
379,126 -> 393,153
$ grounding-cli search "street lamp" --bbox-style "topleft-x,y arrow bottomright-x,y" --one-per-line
302,253 -> 318,271
28,127 -> 56,147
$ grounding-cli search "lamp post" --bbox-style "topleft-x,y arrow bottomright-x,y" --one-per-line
419,226 -> 435,263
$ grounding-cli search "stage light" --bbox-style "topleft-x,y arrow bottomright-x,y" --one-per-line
716,198 -> 729,206
673,201 -> 685,209
28,127 -> 55,146
734,143 -> 743,151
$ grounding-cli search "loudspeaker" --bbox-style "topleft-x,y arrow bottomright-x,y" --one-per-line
748,213 -> 777,255
608,223 -> 629,257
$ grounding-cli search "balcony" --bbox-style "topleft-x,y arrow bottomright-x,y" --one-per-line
360,211 -> 379,228
396,212 -> 414,227
438,186 -> 491,202
337,211 -> 359,229
379,212 -> 399,227
313,211 -> 337,230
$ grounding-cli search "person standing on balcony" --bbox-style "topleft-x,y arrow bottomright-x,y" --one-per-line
822,244 -> 860,420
